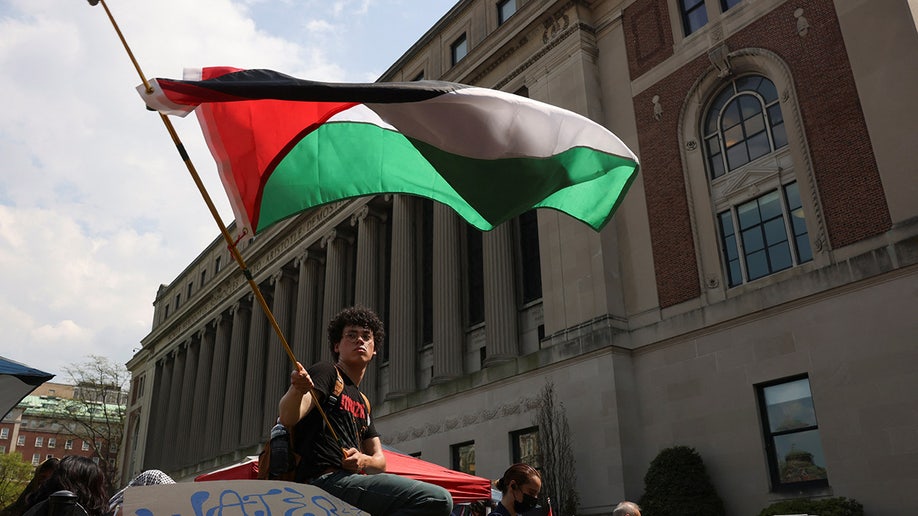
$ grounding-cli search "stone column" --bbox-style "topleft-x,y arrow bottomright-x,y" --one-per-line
387,196 -> 417,398
483,223 -> 519,363
241,292 -> 269,446
221,300 -> 251,452
264,268 -> 296,431
432,204 -> 464,382
294,250 -> 324,366
352,206 -> 385,402
175,336 -> 200,466
204,313 -> 230,458
321,229 -> 353,363
162,345 -> 187,470
188,324 -> 215,463
145,357 -> 171,468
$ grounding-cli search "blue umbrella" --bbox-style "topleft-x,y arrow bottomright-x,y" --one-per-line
0,356 -> 54,419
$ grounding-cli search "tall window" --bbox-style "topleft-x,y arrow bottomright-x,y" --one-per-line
511,427 -> 541,467
0,428 -> 8,439
17,435 -> 25,446
451,34 -> 468,65
35,436 -> 43,447
451,441 -> 476,475
65,439 -> 73,450
498,0 -> 517,25
200,269 -> 207,287
48,437 -> 56,449
680,0 -> 708,35
32,453 -> 41,466
681,0 -> 744,36
214,255 -> 222,273
518,211 -> 542,304
705,76 -> 809,287
82,441 -> 90,451
757,376 -> 828,490
718,183 -> 811,286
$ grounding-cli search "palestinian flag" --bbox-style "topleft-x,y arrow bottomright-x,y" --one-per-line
139,67 -> 639,233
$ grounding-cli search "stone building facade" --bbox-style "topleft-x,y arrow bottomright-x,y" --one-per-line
122,0 -> 918,514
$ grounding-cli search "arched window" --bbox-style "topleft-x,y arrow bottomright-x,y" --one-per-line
704,75 -> 787,178
703,75 -> 811,287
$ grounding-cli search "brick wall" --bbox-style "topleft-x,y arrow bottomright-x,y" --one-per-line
624,0 -> 891,308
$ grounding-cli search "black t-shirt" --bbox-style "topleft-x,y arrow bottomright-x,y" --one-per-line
292,361 -> 378,481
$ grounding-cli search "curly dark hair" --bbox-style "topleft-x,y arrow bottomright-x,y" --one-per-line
25,456 -> 108,516
327,306 -> 385,361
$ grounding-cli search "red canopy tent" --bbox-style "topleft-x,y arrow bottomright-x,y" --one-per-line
194,449 -> 492,505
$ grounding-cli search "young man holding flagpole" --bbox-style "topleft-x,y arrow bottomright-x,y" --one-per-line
279,306 -> 453,516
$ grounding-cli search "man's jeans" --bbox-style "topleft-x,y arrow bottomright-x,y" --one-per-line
311,470 -> 453,516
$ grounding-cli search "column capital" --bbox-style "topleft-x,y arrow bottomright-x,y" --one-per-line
294,248 -> 324,268
322,228 -> 354,248
350,205 -> 387,227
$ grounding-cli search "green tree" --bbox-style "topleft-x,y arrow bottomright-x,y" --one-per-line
0,452 -> 34,508
50,355 -> 127,493
639,445 -> 725,516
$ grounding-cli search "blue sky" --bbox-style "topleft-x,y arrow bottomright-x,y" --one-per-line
0,0 -> 457,379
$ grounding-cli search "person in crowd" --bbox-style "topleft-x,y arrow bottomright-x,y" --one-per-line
612,500 -> 642,516
0,457 -> 60,516
278,306 -> 453,516
106,470 -> 175,516
492,463 -> 542,516
21,456 -> 107,516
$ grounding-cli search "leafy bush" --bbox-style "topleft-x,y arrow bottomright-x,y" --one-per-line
638,445 -> 725,516
758,496 -> 863,516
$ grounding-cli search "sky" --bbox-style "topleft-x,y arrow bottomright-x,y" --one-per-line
0,0 -> 458,382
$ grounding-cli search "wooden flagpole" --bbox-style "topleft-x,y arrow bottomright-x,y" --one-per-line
87,0 -> 342,446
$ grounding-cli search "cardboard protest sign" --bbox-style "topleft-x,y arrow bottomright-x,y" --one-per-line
123,479 -> 369,516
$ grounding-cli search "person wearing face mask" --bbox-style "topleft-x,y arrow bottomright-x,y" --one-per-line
493,463 -> 543,515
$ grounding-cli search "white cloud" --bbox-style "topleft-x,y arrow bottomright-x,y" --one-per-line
0,0 -> 457,378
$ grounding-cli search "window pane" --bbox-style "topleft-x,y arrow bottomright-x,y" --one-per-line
747,131 -> 770,161
771,122 -> 788,148
746,250 -> 769,280
763,218 -> 788,246
796,234 -> 813,263
758,191 -> 782,220
498,0 -> 517,25
682,0 -> 708,35
706,87 -> 734,134
764,378 -> 817,431
743,227 -> 764,252
722,100 -> 742,129
451,35 -> 468,65
773,429 -> 828,483
758,79 -> 779,103
737,200 -> 761,230
723,124 -> 743,149
724,234 -> 739,260
727,259 -> 742,287
726,141 -> 749,170
739,96 -> 761,120
745,112 -> 765,136
768,241 -> 793,271
722,0 -> 743,11
735,75 -> 761,93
